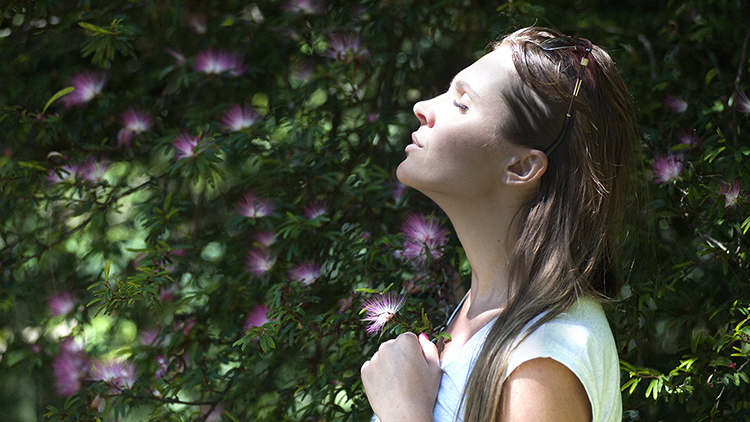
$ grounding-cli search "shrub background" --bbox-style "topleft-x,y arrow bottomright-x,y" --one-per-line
1,0 -> 749,421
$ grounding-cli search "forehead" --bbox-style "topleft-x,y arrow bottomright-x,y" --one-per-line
452,46 -> 516,98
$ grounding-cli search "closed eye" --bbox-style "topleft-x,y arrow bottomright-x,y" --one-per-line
453,100 -> 469,111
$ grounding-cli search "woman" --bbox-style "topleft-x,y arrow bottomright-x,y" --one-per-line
361,27 -> 635,422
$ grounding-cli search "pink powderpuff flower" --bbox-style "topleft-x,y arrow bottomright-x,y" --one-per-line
80,157 -> 110,183
244,303 -> 270,331
391,181 -> 407,204
718,181 -> 746,209
139,328 -> 169,347
165,48 -> 187,65
172,133 -> 205,160
303,200 -> 328,219
288,262 -> 321,286
361,293 -> 406,334
678,130 -> 698,148
238,192 -> 276,218
290,60 -> 315,84
52,341 -> 89,397
652,152 -> 685,184
155,355 -> 173,380
246,248 -> 276,276
117,108 -> 153,147
221,104 -> 260,132
326,34 -> 368,63
186,12 -> 207,34
47,164 -> 79,184
159,283 -> 180,302
48,292 -> 76,317
90,359 -> 136,391
202,403 -> 224,422
255,231 -> 276,247
62,70 -> 107,108
664,95 -> 688,114
194,49 -> 245,77
401,213 -> 448,264
284,0 -> 325,14
737,91 -> 750,114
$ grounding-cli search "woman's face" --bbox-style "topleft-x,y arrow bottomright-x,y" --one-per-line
396,46 -> 522,199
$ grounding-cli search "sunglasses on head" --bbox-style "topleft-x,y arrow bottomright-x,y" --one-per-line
539,37 -> 592,156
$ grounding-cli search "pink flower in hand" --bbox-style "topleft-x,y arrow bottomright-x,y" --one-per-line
361,293 -> 406,334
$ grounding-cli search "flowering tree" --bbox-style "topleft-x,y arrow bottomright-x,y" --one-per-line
0,1 -> 749,421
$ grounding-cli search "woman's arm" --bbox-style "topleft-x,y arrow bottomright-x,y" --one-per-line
361,332 -> 442,422
499,357 -> 592,422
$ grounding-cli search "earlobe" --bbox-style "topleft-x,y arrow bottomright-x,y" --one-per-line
502,150 -> 548,185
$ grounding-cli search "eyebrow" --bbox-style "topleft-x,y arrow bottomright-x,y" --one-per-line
451,79 -> 480,99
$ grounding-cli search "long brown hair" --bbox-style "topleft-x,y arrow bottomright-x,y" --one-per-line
461,27 -> 636,422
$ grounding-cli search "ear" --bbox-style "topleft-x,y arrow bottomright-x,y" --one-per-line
501,149 -> 547,185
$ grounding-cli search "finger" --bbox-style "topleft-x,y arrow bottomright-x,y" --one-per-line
417,332 -> 440,366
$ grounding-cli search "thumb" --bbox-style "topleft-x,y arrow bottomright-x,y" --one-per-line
418,333 -> 440,367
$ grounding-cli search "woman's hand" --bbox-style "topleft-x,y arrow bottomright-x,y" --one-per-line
361,332 -> 442,422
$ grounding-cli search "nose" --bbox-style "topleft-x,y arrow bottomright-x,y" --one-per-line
413,99 -> 435,128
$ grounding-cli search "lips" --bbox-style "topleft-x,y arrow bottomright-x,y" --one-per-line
411,133 -> 422,148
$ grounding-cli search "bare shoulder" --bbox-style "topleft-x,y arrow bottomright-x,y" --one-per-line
499,357 -> 592,422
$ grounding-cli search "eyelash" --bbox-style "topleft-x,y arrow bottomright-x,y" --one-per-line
453,100 -> 469,111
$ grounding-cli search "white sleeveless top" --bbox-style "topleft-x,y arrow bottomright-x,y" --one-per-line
433,296 -> 622,422
370,296 -> 621,422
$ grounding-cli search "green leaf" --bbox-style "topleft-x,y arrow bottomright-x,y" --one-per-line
79,22 -> 115,34
42,87 -> 75,113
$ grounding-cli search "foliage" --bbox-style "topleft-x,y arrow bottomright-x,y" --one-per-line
0,0 -> 749,421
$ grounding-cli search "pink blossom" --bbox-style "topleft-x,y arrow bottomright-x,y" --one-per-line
288,262 -> 321,286
290,60 -> 315,84
80,157 -> 110,183
652,152 -> 685,184
139,328 -> 169,346
48,164 -> 79,184
664,95 -> 688,114
159,283 -> 179,302
244,303 -> 270,331
186,12 -> 207,34
90,359 -> 136,391
238,192 -> 276,218
361,293 -> 406,334
194,49 -> 245,76
52,340 -> 89,397
678,130 -> 698,148
255,231 -> 276,247
401,213 -> 448,264
117,108 -> 153,147
246,248 -> 276,276
303,200 -> 328,219
48,292 -> 76,317
202,403 -> 224,422
718,181 -> 746,209
392,181 -> 407,203
284,0 -> 325,14
166,48 -> 186,65
338,293 -> 355,313
326,34 -> 368,63
737,91 -> 750,114
62,70 -> 107,108
176,317 -> 197,336
221,104 -> 260,132
155,355 -> 172,380
172,133 -> 205,160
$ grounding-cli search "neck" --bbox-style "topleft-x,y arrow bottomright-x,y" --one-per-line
432,190 -> 523,317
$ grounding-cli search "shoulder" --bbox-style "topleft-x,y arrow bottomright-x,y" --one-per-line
500,357 -> 591,422
505,297 -> 622,422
